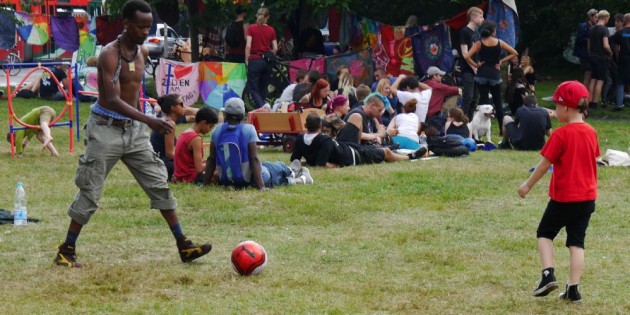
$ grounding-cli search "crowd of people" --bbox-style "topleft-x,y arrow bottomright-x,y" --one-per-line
572,9 -> 630,111
2,0 -> 608,305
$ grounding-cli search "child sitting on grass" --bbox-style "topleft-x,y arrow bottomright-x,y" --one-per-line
518,81 -> 599,303
172,107 -> 218,184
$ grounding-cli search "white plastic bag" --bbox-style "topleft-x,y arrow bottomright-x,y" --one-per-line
600,149 -> 630,166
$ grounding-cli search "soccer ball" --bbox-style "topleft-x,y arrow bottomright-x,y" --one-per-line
231,240 -> 267,276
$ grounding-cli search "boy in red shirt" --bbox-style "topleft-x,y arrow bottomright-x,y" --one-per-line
518,81 -> 599,303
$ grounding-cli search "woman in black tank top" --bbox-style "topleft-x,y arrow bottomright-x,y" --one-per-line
464,21 -> 518,134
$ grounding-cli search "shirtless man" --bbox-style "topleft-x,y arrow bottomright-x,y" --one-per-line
54,0 -> 211,268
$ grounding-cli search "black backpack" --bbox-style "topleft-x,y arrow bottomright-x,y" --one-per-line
427,135 -> 469,157
224,21 -> 241,48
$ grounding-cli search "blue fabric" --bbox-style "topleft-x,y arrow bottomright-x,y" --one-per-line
91,103 -> 131,120
411,24 -> 454,76
487,0 -> 519,48
392,136 -> 421,150
0,10 -> 16,49
261,161 -> 292,187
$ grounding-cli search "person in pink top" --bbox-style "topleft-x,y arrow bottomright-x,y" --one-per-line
245,7 -> 278,109
172,107 -> 218,183
519,81 -> 600,303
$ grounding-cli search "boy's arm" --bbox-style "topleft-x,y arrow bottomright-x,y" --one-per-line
518,156 -> 552,198
248,142 -> 266,191
203,145 -> 217,185
390,74 -> 406,97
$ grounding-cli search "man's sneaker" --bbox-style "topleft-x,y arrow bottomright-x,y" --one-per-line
54,243 -> 83,268
177,238 -> 212,262
290,159 -> 302,178
300,167 -> 314,185
409,147 -> 428,160
532,268 -> 558,297
558,284 -> 582,303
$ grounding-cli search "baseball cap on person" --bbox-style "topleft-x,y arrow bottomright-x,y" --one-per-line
552,81 -> 590,109
427,66 -> 446,76
224,97 -> 245,115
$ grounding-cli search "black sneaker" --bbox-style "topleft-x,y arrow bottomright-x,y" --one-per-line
409,147 -> 428,160
54,243 -> 83,268
177,238 -> 212,262
532,268 -> 558,297
558,284 -> 582,303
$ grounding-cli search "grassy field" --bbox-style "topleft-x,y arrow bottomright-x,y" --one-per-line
0,77 -> 629,314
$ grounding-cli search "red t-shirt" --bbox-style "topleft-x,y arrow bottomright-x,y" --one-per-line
424,79 -> 460,119
246,24 -> 276,61
173,131 -> 203,183
540,122 -> 599,202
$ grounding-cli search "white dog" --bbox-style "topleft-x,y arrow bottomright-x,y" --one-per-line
471,104 -> 495,142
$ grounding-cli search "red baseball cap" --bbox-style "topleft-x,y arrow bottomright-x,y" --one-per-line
552,81 -> 590,108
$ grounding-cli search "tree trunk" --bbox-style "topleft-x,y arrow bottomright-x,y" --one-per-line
187,0 -> 199,62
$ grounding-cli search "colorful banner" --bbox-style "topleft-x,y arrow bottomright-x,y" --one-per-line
288,57 -> 325,82
487,0 -> 519,48
15,13 -> 50,45
198,62 -> 247,110
350,16 -> 379,51
0,10 -> 16,50
382,25 -> 405,76
394,36 -> 416,76
156,58 -> 200,107
51,16 -> 79,52
411,25 -> 454,76
74,15 -> 97,64
325,49 -> 374,86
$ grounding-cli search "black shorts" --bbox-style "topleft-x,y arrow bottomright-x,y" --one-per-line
354,144 -> 385,164
536,199 -> 595,249
590,56 -> 610,81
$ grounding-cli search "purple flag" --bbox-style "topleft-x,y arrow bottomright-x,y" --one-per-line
51,16 -> 79,52
411,24 -> 454,76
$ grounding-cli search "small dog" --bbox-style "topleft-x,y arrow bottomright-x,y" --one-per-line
471,104 -> 495,142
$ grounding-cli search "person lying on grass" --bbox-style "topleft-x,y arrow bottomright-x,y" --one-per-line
290,112 -> 427,168
7,106 -> 60,157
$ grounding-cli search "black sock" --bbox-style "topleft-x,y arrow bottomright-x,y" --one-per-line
170,223 -> 185,240
64,230 -> 80,246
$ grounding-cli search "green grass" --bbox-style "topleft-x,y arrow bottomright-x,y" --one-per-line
0,79 -> 629,314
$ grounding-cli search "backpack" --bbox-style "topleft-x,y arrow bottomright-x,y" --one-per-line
215,123 -> 252,187
427,135 -> 469,157
224,21 -> 241,48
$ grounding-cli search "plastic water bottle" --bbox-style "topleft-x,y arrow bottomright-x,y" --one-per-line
14,182 -> 27,226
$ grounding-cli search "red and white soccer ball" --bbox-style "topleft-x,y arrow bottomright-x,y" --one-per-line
231,240 -> 267,276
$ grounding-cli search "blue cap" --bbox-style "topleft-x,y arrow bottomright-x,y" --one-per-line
17,182 -> 23,187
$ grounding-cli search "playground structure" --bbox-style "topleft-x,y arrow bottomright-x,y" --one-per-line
4,61 -> 74,157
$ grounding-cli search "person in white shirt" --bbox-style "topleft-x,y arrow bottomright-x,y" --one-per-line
272,69 -> 308,111
387,98 -> 420,150
390,74 -> 432,122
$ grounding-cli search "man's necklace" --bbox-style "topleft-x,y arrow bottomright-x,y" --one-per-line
117,35 -> 139,72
